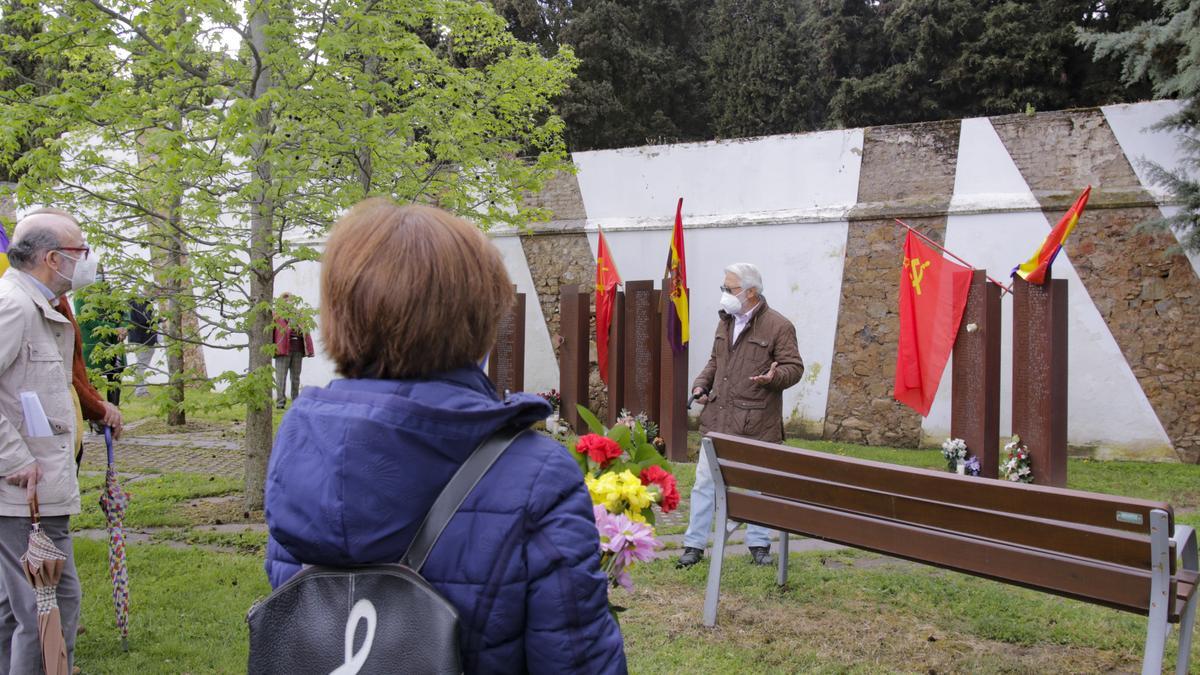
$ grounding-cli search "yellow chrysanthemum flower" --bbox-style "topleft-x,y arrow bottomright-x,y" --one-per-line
585,470 -> 653,522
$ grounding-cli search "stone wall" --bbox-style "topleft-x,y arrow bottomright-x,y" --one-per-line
486,102 -> 1199,461
823,122 -> 959,446
519,171 -> 610,420
992,111 -> 1200,463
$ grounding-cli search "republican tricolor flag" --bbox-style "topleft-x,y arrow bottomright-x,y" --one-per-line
0,225 -> 9,276
595,229 -> 622,383
664,198 -> 689,351
1011,186 -> 1090,285
894,230 -> 973,417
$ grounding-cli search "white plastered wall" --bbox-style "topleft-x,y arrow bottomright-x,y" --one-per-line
572,129 -> 864,433
922,117 -> 1174,458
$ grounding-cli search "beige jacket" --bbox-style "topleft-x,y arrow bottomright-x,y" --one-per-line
0,268 -> 80,517
693,297 -> 804,443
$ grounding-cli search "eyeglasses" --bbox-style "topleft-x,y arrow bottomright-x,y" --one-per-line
55,246 -> 91,260
719,285 -> 742,294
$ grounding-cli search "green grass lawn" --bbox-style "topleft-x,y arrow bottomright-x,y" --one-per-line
68,433 -> 1200,673
116,385 -> 287,435
75,539 -> 270,674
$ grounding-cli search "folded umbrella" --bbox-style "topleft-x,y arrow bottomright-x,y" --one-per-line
99,426 -> 131,650
21,492 -> 70,675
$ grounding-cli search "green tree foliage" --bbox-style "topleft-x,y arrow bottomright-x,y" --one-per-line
1081,0 -> 1200,253
832,0 -> 1158,128
0,0 -> 577,508
558,0 -> 711,150
702,0 -> 826,137
490,0 -> 572,56
0,1 -> 64,185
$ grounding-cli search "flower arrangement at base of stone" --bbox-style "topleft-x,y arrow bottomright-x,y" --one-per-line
1002,435 -> 1033,483
941,438 -> 968,472
615,408 -> 664,453
537,389 -> 561,414
570,405 -> 679,602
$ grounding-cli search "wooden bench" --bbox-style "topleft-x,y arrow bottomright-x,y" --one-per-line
700,433 -> 1198,675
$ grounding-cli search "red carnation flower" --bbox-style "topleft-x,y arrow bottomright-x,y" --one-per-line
576,434 -> 623,467
639,465 -> 681,513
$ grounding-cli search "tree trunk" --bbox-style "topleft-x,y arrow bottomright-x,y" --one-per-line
0,182 -> 15,229
356,56 -> 379,196
165,198 -> 187,426
136,127 -> 191,426
243,1 -> 277,512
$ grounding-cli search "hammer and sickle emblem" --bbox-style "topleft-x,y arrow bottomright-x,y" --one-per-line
906,257 -> 931,295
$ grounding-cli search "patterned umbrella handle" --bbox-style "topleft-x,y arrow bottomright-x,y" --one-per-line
105,426 -> 114,467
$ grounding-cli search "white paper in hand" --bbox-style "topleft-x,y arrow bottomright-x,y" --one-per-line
19,392 -> 53,437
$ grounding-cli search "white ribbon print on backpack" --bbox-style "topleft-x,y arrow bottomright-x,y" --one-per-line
330,598 -> 377,675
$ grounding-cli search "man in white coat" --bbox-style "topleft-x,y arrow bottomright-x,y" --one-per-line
0,208 -> 92,674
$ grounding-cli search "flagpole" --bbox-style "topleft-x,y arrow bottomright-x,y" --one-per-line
894,219 -> 1013,296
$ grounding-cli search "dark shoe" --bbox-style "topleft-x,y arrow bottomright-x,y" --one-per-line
275,401 -> 286,410
676,547 -> 704,568
749,546 -> 774,566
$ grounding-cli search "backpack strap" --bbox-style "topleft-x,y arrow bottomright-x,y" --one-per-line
400,425 -> 529,572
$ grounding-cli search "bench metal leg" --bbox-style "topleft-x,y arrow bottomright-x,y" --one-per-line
1174,524 -> 1196,675
1178,588 -> 1197,675
703,438 -> 729,628
776,531 -> 789,587
1144,509 -> 1172,675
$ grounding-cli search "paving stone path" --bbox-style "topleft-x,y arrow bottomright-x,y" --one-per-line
79,426 -> 243,476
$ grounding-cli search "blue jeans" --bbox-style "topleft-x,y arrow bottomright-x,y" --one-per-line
683,447 -> 773,550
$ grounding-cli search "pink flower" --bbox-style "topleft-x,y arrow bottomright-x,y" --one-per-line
606,510 -> 662,570
592,504 -> 663,590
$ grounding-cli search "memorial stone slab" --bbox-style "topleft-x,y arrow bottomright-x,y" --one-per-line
606,291 -> 626,427
1012,275 -> 1068,487
622,281 -> 661,427
659,280 -> 689,461
488,288 -> 525,396
951,271 -> 1002,478
559,285 -> 591,434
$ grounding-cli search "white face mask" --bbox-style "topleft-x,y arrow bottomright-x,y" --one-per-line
719,290 -> 745,315
55,251 -> 99,291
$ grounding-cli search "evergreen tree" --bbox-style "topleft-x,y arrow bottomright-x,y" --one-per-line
490,0 -> 572,56
560,0 -> 712,150
703,0 -> 830,137
831,0 -> 1158,128
1081,0 -> 1200,253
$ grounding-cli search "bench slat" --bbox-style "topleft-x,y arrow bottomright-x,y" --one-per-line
710,432 -> 1174,535
727,491 -> 1157,615
720,460 -> 1174,573
1177,570 -> 1197,622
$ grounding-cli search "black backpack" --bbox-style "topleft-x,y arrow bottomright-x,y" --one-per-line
246,426 -> 529,674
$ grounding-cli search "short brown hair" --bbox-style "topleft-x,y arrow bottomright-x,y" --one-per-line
321,198 -> 514,379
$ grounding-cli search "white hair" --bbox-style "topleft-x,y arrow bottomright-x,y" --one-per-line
724,262 -> 763,293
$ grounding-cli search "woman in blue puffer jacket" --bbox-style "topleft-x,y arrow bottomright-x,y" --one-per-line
263,198 -> 627,674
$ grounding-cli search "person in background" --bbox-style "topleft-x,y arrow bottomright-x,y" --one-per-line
677,262 -> 805,569
54,298 -> 123,465
127,293 -> 158,398
75,273 -> 127,407
0,208 -> 87,673
264,198 -> 627,673
272,293 -> 314,410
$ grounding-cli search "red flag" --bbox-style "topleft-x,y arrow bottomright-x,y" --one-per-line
595,230 -> 622,384
894,230 -> 973,416
664,198 -> 689,351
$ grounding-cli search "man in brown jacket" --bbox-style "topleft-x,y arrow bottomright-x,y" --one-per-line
678,263 -> 804,568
